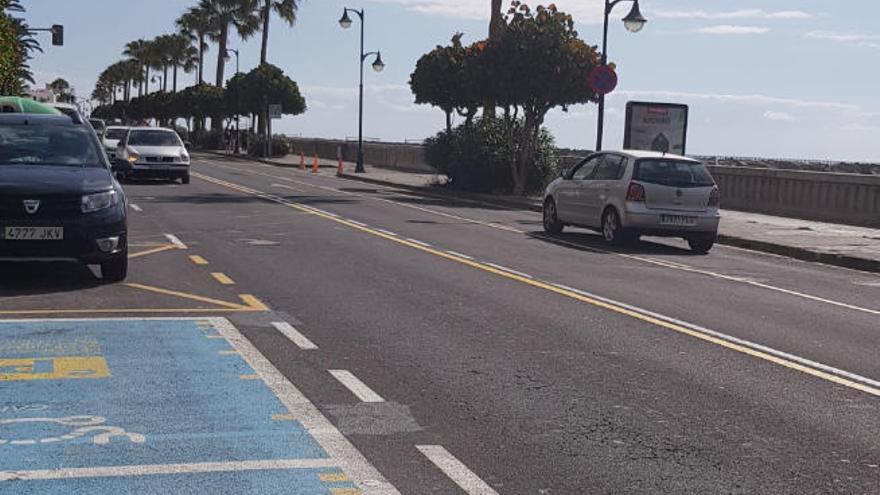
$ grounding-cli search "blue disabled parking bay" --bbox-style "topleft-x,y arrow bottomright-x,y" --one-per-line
0,318 -> 359,494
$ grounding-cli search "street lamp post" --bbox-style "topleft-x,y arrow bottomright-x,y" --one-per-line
339,7 -> 385,173
225,48 -> 241,154
595,0 -> 646,151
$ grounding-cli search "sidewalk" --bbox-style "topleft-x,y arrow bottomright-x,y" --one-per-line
205,151 -> 880,273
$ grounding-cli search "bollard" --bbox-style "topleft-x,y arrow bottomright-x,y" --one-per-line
299,152 -> 305,170
312,153 -> 319,173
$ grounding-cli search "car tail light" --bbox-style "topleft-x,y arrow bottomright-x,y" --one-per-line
626,182 -> 646,202
708,186 -> 721,207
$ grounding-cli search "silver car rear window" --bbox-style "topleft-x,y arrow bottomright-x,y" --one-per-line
129,130 -> 181,147
633,159 -> 714,188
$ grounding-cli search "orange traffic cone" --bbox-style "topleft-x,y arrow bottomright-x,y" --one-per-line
299,152 -> 305,170
312,153 -> 319,173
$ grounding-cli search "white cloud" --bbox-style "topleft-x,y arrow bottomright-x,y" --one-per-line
612,90 -> 862,112
656,9 -> 811,20
805,31 -> 880,49
696,25 -> 769,35
763,111 -> 796,122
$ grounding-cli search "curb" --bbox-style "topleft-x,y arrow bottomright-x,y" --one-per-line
197,151 -> 880,274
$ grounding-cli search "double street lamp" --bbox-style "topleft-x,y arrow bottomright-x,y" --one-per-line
339,7 -> 385,173
595,0 -> 646,151
224,48 -> 241,154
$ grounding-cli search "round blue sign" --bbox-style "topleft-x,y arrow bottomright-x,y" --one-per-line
588,65 -> 618,95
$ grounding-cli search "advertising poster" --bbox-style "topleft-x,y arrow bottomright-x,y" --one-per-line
624,102 -> 689,155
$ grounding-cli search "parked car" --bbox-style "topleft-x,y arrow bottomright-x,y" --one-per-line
0,114 -> 128,281
115,127 -> 190,184
88,117 -> 106,138
542,150 -> 720,253
102,126 -> 129,163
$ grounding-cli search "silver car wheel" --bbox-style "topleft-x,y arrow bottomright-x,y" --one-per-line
602,209 -> 618,242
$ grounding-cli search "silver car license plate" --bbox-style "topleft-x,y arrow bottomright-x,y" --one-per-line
4,226 -> 64,240
660,215 -> 697,227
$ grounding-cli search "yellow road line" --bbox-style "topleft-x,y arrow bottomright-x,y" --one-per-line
320,473 -> 350,482
239,374 -> 260,380
124,283 -> 248,310
204,160 -> 880,317
128,244 -> 179,259
190,255 -> 209,265
211,272 -> 235,285
0,307 -> 258,315
238,294 -> 269,311
194,171 -> 880,398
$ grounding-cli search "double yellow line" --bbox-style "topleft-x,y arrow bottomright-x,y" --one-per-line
193,171 -> 880,398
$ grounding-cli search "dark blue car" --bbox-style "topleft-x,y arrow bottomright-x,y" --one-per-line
0,114 -> 128,281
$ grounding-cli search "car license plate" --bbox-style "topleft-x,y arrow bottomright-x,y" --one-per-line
3,226 -> 64,241
660,215 -> 697,227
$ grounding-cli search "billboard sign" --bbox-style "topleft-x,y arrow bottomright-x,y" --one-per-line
624,102 -> 689,155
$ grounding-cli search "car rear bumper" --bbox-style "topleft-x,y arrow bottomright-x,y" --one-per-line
622,204 -> 720,236
0,206 -> 127,263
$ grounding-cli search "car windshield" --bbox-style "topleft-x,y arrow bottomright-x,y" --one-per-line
129,130 -> 181,147
633,159 -> 715,188
105,128 -> 127,140
0,122 -> 103,167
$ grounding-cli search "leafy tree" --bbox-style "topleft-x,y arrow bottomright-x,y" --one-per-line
49,77 -> 75,103
410,34 -> 484,133
259,0 -> 298,65
176,6 -> 217,85
225,63 -> 305,119
489,2 -> 599,193
161,33 -> 198,92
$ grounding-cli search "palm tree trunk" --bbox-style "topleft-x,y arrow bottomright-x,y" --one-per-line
216,24 -> 228,87
163,65 -> 169,92
260,0 -> 270,65
145,66 -> 150,95
173,66 -> 178,93
197,34 -> 205,84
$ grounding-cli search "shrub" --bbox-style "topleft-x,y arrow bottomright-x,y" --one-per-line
191,129 -> 224,150
248,134 -> 291,158
425,116 -> 560,194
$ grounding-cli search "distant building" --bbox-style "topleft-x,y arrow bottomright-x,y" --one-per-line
26,84 -> 57,103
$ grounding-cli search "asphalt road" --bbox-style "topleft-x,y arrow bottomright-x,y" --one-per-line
2,153 -> 878,494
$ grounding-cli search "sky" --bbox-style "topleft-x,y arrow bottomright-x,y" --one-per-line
19,0 -> 880,162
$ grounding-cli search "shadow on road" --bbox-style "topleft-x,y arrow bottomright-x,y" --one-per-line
527,230 -> 699,256
0,262 -> 101,297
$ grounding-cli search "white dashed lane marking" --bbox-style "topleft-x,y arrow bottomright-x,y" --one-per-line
328,370 -> 385,403
416,445 -> 499,495
271,321 -> 318,350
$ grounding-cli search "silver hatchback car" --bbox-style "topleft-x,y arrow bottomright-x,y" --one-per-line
543,150 -> 721,252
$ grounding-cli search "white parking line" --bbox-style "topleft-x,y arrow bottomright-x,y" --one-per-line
328,370 -> 385,403
271,321 -> 318,350
446,250 -> 474,260
405,238 -> 431,247
129,204 -> 142,212
416,445 -> 498,495
163,234 -> 187,249
211,319 -> 399,494
347,220 -> 368,227
375,229 -> 398,237
485,263 -> 533,279
0,459 -> 337,481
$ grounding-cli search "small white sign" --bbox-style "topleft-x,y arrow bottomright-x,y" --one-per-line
268,104 -> 282,119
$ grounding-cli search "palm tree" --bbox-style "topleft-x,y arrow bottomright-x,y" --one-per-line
176,6 -> 216,85
490,0 -> 502,37
199,0 -> 260,87
259,0 -> 298,64
120,59 -> 143,102
165,34 -> 198,92
123,39 -> 151,96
